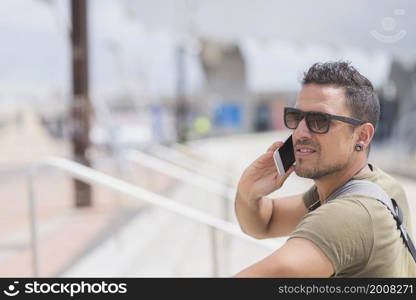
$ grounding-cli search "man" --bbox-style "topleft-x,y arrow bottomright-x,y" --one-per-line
234,61 -> 416,277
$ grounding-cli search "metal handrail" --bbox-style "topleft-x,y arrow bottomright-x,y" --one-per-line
27,156 -> 286,277
149,143 -> 238,182
125,147 -> 236,221
124,150 -> 236,200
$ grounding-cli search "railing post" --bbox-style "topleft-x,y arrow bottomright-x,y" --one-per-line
222,169 -> 232,222
210,227 -> 219,277
27,170 -> 39,277
221,168 -> 234,275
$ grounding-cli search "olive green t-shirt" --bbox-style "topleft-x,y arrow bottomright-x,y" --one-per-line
289,164 -> 416,277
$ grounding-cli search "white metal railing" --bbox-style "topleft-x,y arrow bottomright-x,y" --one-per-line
149,143 -> 237,182
125,150 -> 236,198
124,149 -> 236,221
27,156 -> 286,277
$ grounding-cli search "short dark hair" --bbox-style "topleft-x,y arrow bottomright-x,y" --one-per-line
302,61 -> 380,130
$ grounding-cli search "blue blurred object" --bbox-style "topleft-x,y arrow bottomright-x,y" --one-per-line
150,104 -> 164,140
214,102 -> 242,128
254,103 -> 270,131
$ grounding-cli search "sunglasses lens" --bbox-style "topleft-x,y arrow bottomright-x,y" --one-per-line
285,109 -> 303,129
306,112 -> 330,133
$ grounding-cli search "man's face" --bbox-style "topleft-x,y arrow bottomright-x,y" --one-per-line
292,84 -> 357,179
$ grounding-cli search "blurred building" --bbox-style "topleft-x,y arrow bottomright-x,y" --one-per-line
381,60 -> 416,151
198,40 -> 249,135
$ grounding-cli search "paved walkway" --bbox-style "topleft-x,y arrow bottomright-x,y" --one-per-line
0,161 -> 174,277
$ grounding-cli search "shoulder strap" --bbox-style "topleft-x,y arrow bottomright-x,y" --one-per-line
327,180 -> 416,263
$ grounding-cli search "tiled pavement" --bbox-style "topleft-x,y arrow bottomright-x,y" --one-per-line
0,163 -> 174,277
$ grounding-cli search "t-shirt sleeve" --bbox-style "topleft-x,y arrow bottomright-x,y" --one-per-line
289,198 -> 374,276
302,185 -> 319,211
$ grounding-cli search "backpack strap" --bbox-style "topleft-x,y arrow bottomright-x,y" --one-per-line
326,180 -> 416,263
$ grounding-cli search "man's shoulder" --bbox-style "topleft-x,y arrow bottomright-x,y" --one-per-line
354,164 -> 407,201
330,192 -> 401,242
334,194 -> 388,220
301,197 -> 372,229
291,197 -> 374,274
358,164 -> 403,188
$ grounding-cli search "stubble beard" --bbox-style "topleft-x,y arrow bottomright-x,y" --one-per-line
295,153 -> 350,180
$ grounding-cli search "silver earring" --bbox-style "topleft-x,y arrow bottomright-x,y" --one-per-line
355,144 -> 363,151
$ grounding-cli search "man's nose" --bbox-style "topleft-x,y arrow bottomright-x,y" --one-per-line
293,118 -> 313,140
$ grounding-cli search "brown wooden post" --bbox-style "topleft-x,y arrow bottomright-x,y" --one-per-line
71,0 -> 92,207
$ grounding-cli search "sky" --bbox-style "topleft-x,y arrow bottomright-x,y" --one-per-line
0,0 -> 204,103
0,0 -> 415,108
124,0 -> 416,55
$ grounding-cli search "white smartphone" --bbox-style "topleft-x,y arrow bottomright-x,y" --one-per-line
273,135 -> 295,175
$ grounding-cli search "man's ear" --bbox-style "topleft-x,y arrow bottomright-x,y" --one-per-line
357,123 -> 375,148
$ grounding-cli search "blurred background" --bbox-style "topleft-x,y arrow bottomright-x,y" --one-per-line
1,0 -> 416,277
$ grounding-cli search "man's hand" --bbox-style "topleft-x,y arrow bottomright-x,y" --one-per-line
235,141 -> 305,239
237,141 -> 295,201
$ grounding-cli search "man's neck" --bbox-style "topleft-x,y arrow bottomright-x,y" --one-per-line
315,161 -> 370,205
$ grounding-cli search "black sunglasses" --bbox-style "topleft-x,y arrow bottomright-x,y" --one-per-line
284,107 -> 365,134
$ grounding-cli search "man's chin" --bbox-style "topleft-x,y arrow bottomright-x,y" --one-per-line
295,162 -> 348,180
295,171 -> 311,179
294,165 -> 319,179
294,167 -> 309,178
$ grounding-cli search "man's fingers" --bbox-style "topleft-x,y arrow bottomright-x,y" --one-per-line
278,165 -> 295,182
267,141 -> 284,152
